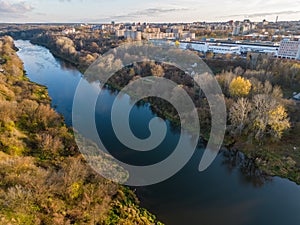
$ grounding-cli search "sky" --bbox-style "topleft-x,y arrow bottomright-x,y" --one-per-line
0,0 -> 300,23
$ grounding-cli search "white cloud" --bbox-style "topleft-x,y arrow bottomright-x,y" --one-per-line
222,10 -> 300,19
1,0 -> 300,23
110,7 -> 189,21
0,0 -> 33,15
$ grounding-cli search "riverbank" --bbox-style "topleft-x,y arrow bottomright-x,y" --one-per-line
234,121 -> 300,184
26,35 -> 300,186
11,38 -> 300,225
0,36 -> 163,224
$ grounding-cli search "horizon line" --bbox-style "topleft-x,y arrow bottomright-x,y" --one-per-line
1,19 -> 300,25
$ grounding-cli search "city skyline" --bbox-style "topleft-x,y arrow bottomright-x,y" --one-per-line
0,0 -> 300,23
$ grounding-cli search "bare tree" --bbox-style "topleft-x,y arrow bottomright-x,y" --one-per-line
252,94 -> 274,140
229,98 -> 252,135
151,64 -> 164,77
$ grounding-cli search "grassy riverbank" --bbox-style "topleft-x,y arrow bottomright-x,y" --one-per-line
234,121 -> 300,184
0,36 -> 163,224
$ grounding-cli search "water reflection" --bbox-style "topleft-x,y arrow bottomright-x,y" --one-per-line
221,148 -> 272,187
56,58 -> 81,73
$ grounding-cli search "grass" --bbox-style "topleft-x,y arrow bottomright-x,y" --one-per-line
233,121 -> 300,184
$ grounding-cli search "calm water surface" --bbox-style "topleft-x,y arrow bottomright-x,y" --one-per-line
16,40 -> 300,225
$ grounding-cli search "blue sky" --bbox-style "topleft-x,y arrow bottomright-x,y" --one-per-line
0,0 -> 300,23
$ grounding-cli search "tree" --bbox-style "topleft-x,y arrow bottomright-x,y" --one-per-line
250,77 -> 264,95
206,51 -> 214,59
151,64 -> 164,77
271,85 -> 283,98
229,98 -> 252,135
252,94 -> 276,140
268,105 -> 290,139
233,66 -> 244,75
263,80 -> 272,95
252,94 -> 290,141
225,53 -> 232,60
290,64 -> 300,87
55,37 -> 77,57
229,76 -> 252,98
216,71 -> 236,97
90,42 -> 99,52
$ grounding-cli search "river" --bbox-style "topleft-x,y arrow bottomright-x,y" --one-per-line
15,40 -> 300,225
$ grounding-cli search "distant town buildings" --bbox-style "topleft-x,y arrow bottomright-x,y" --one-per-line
114,24 -> 195,42
232,19 -> 257,36
57,19 -> 300,60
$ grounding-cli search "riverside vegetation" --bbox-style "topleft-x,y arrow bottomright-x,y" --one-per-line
10,27 -> 300,185
0,36 -> 163,225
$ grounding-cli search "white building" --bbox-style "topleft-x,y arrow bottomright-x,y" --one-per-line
174,42 -> 239,55
238,43 -> 279,55
62,28 -> 75,35
115,29 -> 125,37
159,40 -> 279,56
278,40 -> 300,60
181,32 -> 196,41
232,26 -> 241,36
143,32 -> 175,40
124,30 -> 142,41
176,41 -> 209,52
208,44 -> 240,54
143,27 -> 161,33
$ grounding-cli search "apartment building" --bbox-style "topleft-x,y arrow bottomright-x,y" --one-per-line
124,30 -> 142,41
278,40 -> 300,60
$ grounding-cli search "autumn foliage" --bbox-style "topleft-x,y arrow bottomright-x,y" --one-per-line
229,76 -> 252,97
0,36 -> 163,225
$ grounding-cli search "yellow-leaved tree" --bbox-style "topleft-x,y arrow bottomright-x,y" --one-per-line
268,105 -> 290,139
252,93 -> 291,140
229,76 -> 252,98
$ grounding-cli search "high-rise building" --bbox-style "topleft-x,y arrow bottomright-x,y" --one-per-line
232,25 -> 241,36
278,40 -> 300,60
124,30 -> 142,41
232,21 -> 241,36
